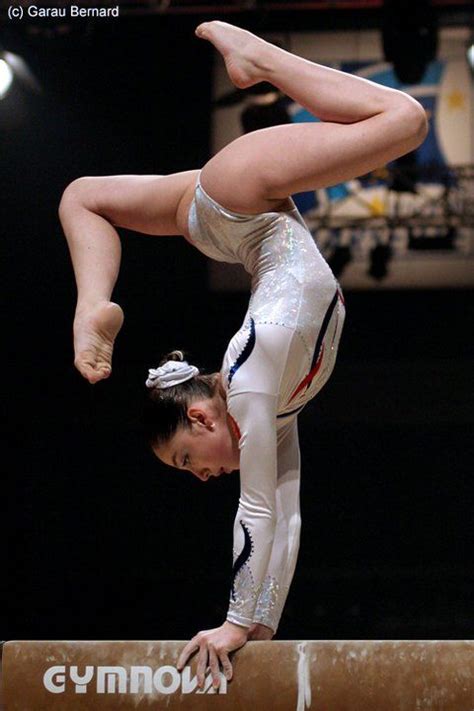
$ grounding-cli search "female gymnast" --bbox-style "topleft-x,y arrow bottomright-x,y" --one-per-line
59,21 -> 428,689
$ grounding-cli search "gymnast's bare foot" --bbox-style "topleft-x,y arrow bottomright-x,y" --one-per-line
73,301 -> 124,384
195,21 -> 272,89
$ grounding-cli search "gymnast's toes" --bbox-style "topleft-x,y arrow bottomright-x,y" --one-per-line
74,352 -> 112,384
194,21 -> 264,89
73,301 -> 124,384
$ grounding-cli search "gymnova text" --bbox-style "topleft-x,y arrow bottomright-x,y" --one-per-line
43,665 -> 227,695
27,6 -> 120,18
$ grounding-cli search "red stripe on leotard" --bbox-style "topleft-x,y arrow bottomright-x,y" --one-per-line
229,415 -> 241,441
288,343 -> 325,403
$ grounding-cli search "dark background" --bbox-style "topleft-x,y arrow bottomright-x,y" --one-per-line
2,8 -> 473,642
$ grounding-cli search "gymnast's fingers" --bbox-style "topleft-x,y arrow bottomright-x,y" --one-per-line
219,650 -> 233,681
207,644 -> 221,688
177,639 -> 199,671
195,644 -> 209,688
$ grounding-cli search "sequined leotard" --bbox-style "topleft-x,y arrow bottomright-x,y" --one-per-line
188,174 -> 345,633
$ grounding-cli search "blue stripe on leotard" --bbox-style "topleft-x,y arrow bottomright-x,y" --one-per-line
228,318 -> 256,386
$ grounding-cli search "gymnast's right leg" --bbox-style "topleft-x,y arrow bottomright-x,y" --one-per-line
197,22 -> 428,214
58,170 -> 198,383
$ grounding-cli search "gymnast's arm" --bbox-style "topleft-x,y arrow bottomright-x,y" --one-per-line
223,322 -> 297,631
225,387 -> 279,631
252,418 -> 301,636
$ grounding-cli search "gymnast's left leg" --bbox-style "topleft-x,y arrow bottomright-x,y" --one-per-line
58,170 -> 198,383
196,21 -> 428,215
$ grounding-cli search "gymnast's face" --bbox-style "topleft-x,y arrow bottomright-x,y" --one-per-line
155,397 -> 240,482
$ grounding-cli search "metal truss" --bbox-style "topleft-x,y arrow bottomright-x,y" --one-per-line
314,165 -> 474,229
304,164 -> 474,263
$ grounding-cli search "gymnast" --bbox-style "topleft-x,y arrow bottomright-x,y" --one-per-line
58,21 -> 428,690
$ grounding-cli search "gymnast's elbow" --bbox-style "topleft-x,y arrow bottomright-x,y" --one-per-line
240,495 -> 278,524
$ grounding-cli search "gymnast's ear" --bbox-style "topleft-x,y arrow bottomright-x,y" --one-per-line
186,401 -> 215,428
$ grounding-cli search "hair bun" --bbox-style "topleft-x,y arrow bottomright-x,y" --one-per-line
160,349 -> 184,366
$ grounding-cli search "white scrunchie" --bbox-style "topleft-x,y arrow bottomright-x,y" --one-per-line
145,360 -> 199,390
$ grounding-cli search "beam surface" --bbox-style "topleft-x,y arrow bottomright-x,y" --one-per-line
1,640 -> 473,710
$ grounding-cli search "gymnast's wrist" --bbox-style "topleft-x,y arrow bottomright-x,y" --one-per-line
224,619 -> 250,638
248,622 -> 275,640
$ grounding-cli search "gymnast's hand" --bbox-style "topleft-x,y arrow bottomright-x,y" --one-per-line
177,621 -> 248,689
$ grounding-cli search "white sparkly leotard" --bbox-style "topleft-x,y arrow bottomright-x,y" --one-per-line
188,174 -> 345,633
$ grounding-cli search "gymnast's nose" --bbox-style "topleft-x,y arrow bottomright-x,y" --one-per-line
196,468 -> 211,481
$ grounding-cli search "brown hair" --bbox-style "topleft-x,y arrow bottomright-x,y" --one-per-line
143,350 -> 219,449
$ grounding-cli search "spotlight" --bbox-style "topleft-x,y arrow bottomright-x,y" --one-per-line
2,50 -> 41,94
408,226 -> 456,251
0,56 -> 14,99
368,243 -> 392,280
382,0 -> 438,84
467,36 -> 474,75
389,150 -> 419,194
328,244 -> 352,279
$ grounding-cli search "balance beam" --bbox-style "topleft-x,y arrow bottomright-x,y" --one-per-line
1,640 -> 473,710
